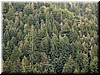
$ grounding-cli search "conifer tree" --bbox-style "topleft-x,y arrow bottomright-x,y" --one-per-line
21,56 -> 29,73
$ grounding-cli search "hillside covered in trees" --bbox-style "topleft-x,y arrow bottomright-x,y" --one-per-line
2,2 -> 98,74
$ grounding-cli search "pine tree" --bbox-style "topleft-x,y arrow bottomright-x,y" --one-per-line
23,4 -> 32,15
27,14 -> 34,25
52,21 -> 59,37
21,56 -> 29,73
90,56 -> 98,73
62,55 -> 75,73
10,58 -> 21,73
10,46 -> 22,62
41,32 -> 51,55
6,5 -> 15,21
50,33 -> 59,59
3,58 -> 12,73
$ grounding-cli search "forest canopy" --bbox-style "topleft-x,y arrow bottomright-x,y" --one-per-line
2,2 -> 98,74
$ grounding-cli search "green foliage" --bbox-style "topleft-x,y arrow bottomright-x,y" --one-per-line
62,8 -> 74,20
14,2 -> 25,11
2,2 -> 98,74
90,56 -> 98,73
23,4 -> 33,15
62,55 -> 75,73
27,14 -> 34,25
21,56 -> 29,73
9,58 -> 21,73
10,46 -> 22,61
41,32 -> 51,54
6,6 -> 15,21
3,58 -> 12,73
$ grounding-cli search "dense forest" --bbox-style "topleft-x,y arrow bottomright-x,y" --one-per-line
2,2 -> 98,74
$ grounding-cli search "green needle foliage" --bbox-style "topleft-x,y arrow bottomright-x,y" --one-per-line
2,2 -> 98,74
